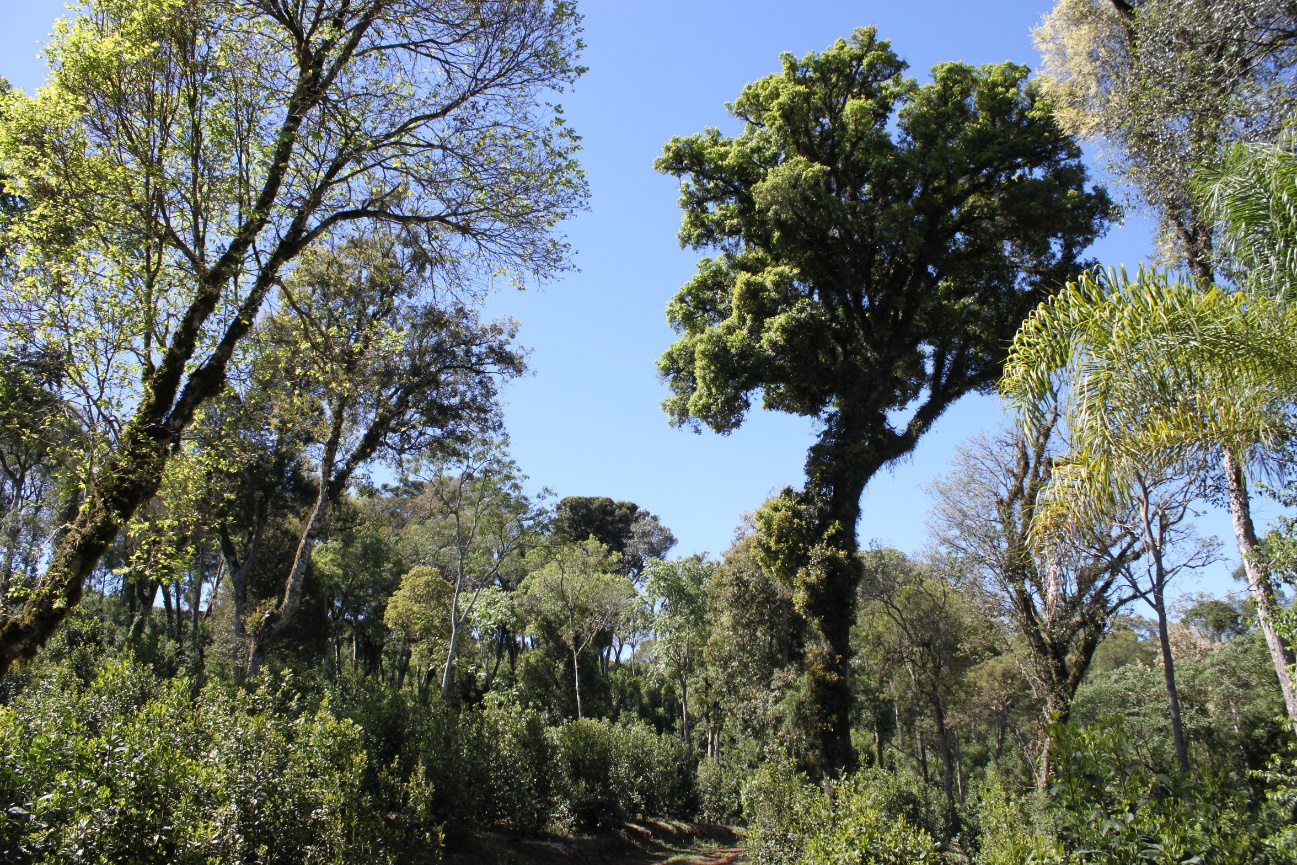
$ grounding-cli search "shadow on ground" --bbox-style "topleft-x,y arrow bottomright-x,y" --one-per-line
446,821 -> 744,865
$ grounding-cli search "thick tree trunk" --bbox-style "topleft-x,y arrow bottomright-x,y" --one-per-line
1222,449 -> 1297,719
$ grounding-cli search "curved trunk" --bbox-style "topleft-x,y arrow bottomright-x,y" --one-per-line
442,616 -> 461,698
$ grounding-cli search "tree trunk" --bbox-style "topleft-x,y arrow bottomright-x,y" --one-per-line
219,495 -> 268,664
1036,689 -> 1072,792
129,578 -> 160,641
572,648 -> 583,719
0,202 -> 308,680
245,405 -> 345,678
442,615 -> 461,699
932,696 -> 955,808
1222,449 -> 1297,719
1155,584 -> 1190,774
680,676 -> 690,745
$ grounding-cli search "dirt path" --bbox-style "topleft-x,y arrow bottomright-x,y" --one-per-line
445,822 -> 745,865
673,846 -> 746,865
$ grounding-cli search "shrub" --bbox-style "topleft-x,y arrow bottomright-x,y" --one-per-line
549,718 -> 619,830
1042,720 -> 1261,865
608,721 -> 696,819
696,758 -> 745,824
0,658 -> 371,864
741,761 -> 826,865
548,718 -> 697,830
742,761 -> 939,865
476,698 -> 555,834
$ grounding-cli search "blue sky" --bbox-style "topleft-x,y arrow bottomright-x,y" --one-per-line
0,0 -> 1255,598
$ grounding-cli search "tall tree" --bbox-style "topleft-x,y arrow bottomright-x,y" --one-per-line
0,0 -> 585,677
645,554 -> 714,744
553,496 -> 676,582
399,439 -> 542,698
655,27 -> 1111,774
1118,469 -> 1220,773
856,549 -> 992,808
518,539 -> 635,719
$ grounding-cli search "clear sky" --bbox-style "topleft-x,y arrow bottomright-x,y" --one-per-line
0,0 -> 1257,598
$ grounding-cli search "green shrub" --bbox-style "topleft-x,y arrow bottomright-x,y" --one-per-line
742,761 -> 826,865
742,761 -> 939,865
696,758 -> 745,824
550,718 -> 620,830
966,769 -> 1057,865
0,658 -> 371,865
608,720 -> 696,819
1042,720 -> 1261,865
548,718 -> 697,830
476,698 -> 555,833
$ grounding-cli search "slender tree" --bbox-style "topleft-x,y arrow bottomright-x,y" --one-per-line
1119,469 -> 1220,773
928,419 -> 1142,788
518,539 -> 635,719
245,234 -> 525,674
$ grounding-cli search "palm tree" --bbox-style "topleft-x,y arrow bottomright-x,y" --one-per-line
1000,267 -> 1297,719
1196,132 -> 1297,301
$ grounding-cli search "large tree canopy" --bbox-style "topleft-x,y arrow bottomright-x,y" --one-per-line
655,27 -> 1111,774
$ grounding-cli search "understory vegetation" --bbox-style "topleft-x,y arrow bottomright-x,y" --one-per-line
4,0 -> 1297,862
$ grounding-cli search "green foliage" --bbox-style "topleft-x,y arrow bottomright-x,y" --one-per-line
548,717 -> 696,830
0,658 -> 371,864
1039,720 -> 1261,864
742,761 -> 940,865
696,758 -> 746,824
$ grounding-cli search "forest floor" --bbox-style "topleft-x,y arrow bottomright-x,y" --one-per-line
445,821 -> 745,864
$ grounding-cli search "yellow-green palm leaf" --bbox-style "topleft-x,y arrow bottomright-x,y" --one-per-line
1001,267 -> 1297,538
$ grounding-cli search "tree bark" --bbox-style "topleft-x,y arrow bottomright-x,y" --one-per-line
932,696 -> 955,809
1222,449 -> 1297,718
245,408 -> 344,677
442,615 -> 461,699
1154,584 -> 1190,774
572,648 -> 583,719
680,676 -> 690,745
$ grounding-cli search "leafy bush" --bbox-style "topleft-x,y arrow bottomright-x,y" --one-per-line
0,658 -> 372,865
742,761 -> 938,865
1042,721 -> 1261,865
965,770 -> 1057,865
548,718 -> 697,830
696,758 -> 745,824
476,698 -> 555,833
742,761 -> 827,865
608,720 -> 696,819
